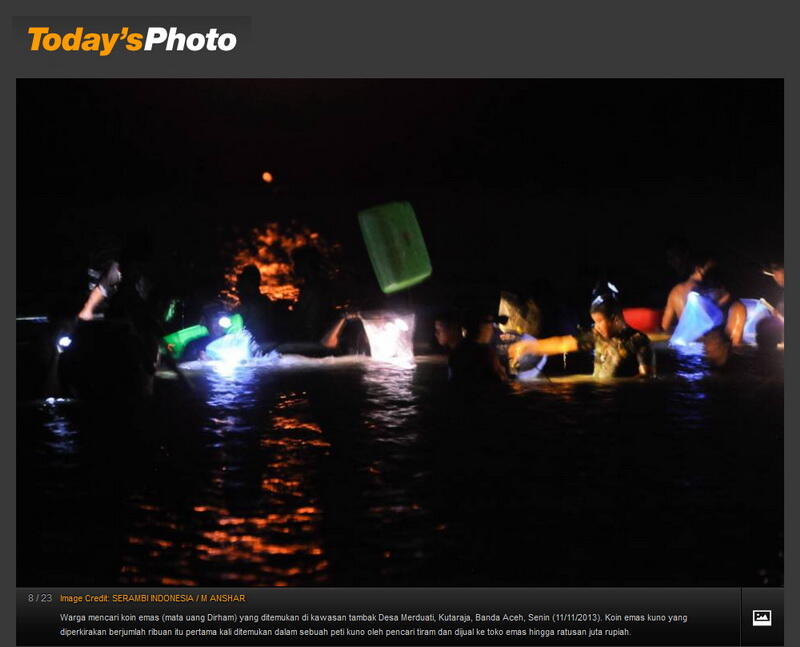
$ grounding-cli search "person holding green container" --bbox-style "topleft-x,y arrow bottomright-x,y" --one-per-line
167,305 -> 244,362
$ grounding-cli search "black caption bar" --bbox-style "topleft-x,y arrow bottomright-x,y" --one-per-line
17,588 -> 782,646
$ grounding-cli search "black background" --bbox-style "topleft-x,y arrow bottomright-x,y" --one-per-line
16,79 -> 783,319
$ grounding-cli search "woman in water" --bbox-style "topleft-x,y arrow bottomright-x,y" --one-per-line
508,289 -> 655,379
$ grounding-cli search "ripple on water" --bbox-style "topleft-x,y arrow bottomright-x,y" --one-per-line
18,352 -> 783,586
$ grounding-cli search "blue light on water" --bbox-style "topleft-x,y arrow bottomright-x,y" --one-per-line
669,292 -> 724,347
675,354 -> 710,383
673,342 -> 706,356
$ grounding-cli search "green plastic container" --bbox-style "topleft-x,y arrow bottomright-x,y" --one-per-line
358,202 -> 432,294
162,324 -> 209,359
162,313 -> 245,359
225,313 -> 245,334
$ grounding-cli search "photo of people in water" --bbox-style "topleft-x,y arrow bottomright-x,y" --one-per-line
17,80 -> 783,587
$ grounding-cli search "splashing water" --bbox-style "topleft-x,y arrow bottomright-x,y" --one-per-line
360,313 -> 416,367
204,330 -> 257,367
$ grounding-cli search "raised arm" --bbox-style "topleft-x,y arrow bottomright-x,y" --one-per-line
320,312 -> 359,349
78,285 -> 106,321
320,315 -> 348,349
78,261 -> 121,320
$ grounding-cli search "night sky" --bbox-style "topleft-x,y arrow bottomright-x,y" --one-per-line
17,79 -> 783,321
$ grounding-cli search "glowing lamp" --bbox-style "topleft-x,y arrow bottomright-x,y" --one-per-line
218,316 -> 232,329
57,335 -> 72,349
360,312 -> 416,366
262,171 -> 273,183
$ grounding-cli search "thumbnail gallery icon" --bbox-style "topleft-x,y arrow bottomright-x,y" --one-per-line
752,610 -> 772,627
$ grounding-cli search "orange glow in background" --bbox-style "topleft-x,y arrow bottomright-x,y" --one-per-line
222,222 -> 341,306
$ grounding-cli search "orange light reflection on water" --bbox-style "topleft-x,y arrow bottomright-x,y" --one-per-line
121,396 -> 331,585
191,402 -> 328,583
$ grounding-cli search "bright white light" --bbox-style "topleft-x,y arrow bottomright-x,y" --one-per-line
216,347 -> 248,365
205,330 -> 254,371
360,313 -> 415,366
218,316 -> 232,329
57,335 -> 72,349
607,282 -> 619,294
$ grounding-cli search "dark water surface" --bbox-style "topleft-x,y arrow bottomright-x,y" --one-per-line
18,352 -> 783,587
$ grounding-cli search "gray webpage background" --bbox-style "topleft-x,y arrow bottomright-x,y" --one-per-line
4,1 -> 794,645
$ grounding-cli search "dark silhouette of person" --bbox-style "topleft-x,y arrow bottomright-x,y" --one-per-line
273,246 -> 361,356
235,265 -> 281,349
448,310 -> 510,388
290,246 -> 336,343
65,230 -> 171,397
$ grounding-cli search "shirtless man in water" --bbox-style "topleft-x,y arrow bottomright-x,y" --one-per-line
661,254 -> 715,333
